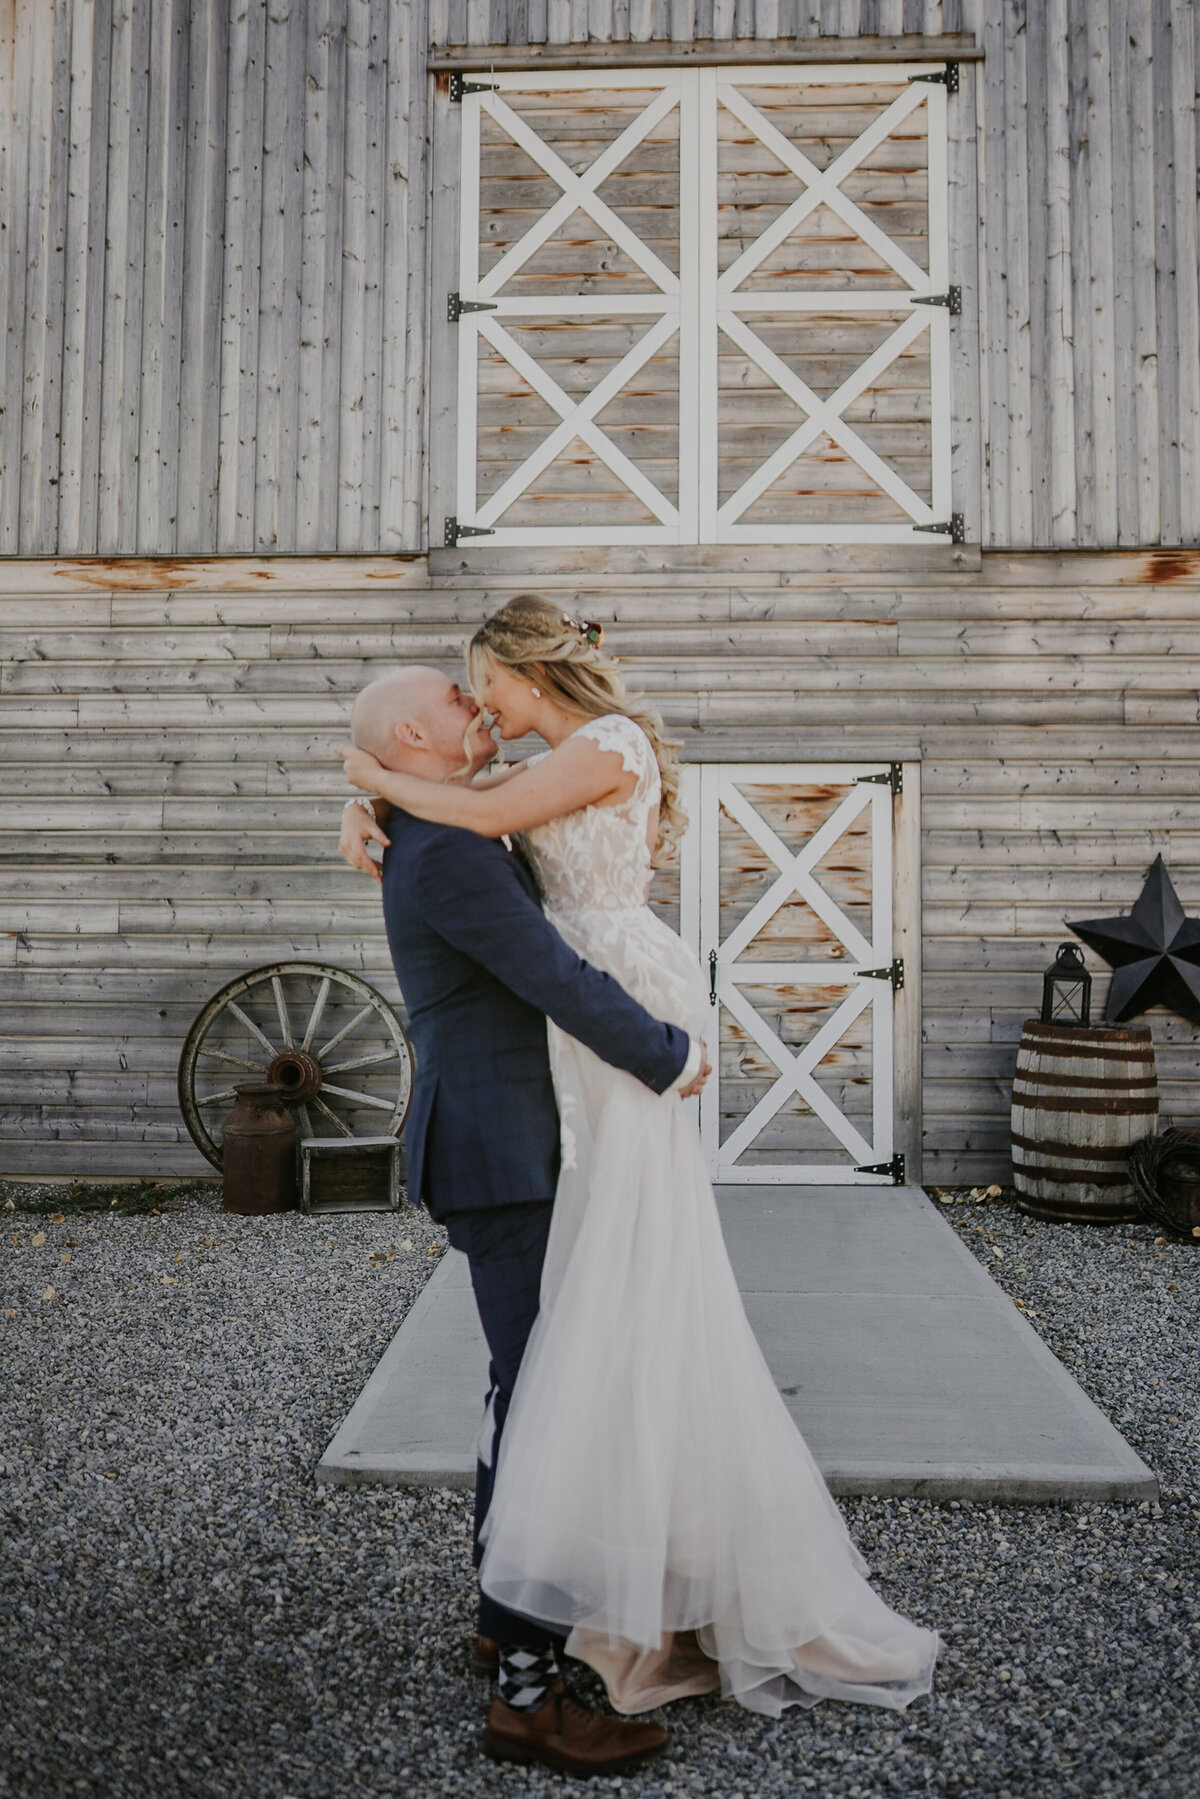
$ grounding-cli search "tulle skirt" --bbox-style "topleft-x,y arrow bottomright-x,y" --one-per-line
478,906 -> 939,1717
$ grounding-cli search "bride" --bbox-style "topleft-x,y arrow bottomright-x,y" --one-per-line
338,595 -> 939,1719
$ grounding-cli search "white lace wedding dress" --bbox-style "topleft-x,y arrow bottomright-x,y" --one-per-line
477,714 -> 939,1718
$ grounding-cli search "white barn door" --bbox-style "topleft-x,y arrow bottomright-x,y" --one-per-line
679,765 -> 901,1185
452,64 -> 954,546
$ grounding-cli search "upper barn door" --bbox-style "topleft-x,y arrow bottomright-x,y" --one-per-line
452,65 -> 953,546
679,765 -> 900,1185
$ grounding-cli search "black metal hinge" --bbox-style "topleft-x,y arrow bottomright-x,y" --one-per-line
856,763 -> 903,796
448,293 -> 498,323
449,74 -> 498,101
910,286 -> 962,315
443,517 -> 496,547
913,513 -> 966,544
855,1153 -> 907,1184
857,958 -> 905,992
908,63 -> 959,95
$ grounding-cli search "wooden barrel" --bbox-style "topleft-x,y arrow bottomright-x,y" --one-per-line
1010,1021 -> 1158,1222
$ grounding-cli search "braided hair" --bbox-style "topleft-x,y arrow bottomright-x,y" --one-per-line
466,594 -> 685,862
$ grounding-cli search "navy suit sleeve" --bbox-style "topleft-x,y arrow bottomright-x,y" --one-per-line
411,828 -> 690,1095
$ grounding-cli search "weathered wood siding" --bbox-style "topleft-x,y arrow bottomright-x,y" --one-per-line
0,0 -> 429,556
2,2 -> 1198,552
3,550 -> 1199,1179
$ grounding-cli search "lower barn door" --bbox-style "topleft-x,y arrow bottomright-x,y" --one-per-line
679,765 -> 900,1186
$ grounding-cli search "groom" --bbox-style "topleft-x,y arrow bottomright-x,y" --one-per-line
340,667 -> 706,1777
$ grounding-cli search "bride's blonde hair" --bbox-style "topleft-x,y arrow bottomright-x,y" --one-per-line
466,594 -> 685,862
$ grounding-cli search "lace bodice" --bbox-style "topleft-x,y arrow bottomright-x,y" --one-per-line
523,715 -> 660,915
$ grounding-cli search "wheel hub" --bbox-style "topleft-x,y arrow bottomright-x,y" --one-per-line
268,1049 -> 323,1101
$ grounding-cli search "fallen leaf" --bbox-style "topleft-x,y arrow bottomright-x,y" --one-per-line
161,1274 -> 179,1286
986,1185 -> 1003,1198
399,1239 -> 413,1251
427,1243 -> 443,1257
992,1245 -> 1004,1258
9,1234 -> 19,1248
173,1251 -> 184,1264
30,1232 -> 46,1248
1168,1282 -> 1179,1292
60,1252 -> 71,1264
1014,1297 -> 1025,1309
42,1286 -> 56,1301
4,1308 -> 16,1318
51,1212 -> 65,1224
1154,1237 -> 1166,1247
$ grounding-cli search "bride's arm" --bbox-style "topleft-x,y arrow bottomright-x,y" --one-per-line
334,733 -> 635,838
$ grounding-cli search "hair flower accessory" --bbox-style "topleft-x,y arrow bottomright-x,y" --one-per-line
563,612 -> 604,647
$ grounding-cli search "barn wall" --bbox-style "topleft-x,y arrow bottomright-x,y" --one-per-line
2,1 -> 1199,554
2,550 -> 1199,1181
0,0 -> 429,556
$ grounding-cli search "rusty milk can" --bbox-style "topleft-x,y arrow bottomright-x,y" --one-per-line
222,1083 -> 297,1215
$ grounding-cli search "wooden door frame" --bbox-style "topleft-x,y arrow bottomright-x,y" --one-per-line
680,755 -> 921,1187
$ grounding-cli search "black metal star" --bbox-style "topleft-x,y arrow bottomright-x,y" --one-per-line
1069,856 -> 1200,1025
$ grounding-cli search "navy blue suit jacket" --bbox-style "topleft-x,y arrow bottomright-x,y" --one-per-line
380,810 -> 690,1219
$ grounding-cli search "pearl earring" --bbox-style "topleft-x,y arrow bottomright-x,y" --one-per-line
531,686 -> 541,699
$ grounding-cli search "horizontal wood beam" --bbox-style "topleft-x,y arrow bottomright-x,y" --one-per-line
428,38 -> 984,75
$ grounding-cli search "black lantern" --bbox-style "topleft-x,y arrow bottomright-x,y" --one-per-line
1040,942 -> 1092,1027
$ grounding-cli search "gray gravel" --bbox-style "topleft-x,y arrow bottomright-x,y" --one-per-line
1,1178 -> 1196,1799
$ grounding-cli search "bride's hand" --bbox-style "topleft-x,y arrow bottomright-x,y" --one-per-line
334,743 -> 384,791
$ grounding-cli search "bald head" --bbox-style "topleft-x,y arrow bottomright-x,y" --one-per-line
350,665 -> 495,782
351,667 -> 448,765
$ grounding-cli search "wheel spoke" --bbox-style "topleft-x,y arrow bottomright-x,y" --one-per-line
317,1005 -> 375,1060
321,1082 -> 397,1112
227,1001 -> 278,1057
321,1047 -> 400,1076
271,975 -> 294,1048
312,1096 -> 353,1137
297,1102 -> 314,1143
197,1047 -> 263,1071
197,1086 -> 240,1106
301,977 -> 332,1052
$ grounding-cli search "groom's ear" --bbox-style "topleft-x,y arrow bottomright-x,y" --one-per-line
393,718 -> 424,751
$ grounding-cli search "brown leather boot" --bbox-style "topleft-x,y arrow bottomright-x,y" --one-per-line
470,1634 -> 500,1677
481,1679 -> 668,1775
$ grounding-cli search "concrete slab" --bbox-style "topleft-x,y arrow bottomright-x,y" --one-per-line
317,1186 -> 1158,1502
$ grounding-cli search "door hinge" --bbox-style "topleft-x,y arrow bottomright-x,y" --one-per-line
908,62 -> 959,95
910,286 -> 962,315
856,763 -> 903,796
443,517 -> 496,547
913,513 -> 966,543
449,74 -> 498,101
448,292 -> 498,323
856,958 -> 905,991
854,1153 -> 907,1184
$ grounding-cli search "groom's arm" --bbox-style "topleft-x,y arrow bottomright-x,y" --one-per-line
411,830 -> 696,1095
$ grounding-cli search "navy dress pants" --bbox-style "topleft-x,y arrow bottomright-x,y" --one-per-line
443,1199 -> 561,1651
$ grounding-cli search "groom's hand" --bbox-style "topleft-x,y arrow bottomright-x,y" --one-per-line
679,1052 -> 712,1099
340,800 -> 392,883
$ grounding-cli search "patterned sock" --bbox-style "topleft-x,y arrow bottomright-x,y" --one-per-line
497,1643 -> 560,1713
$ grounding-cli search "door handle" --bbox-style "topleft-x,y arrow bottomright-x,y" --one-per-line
708,949 -> 718,1005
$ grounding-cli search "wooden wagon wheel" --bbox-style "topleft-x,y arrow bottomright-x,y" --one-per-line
178,961 -> 413,1169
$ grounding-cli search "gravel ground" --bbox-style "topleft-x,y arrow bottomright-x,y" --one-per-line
1,1177 -> 1196,1799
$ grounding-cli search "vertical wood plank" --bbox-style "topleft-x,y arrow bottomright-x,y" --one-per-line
57,0 -> 97,552
1151,0 -> 1181,542
25,0 -> 72,552
948,48 -> 982,546
0,0 -> 13,549
425,78 -> 461,550
298,0 -> 333,552
980,1 -> 1009,544
337,0 -> 370,550
1125,0 -> 1160,546
1044,0 -> 1077,546
380,0 -> 429,550
1083,2 -> 1118,543
1169,0 -> 1200,542
177,0 -> 228,552
1001,0 -> 1033,546
137,0 -> 189,551
894,760 -> 922,1184
254,1 -> 304,550
216,0 -> 266,550
75,0 -> 112,552
98,0 -> 148,553
1,0 -> 34,550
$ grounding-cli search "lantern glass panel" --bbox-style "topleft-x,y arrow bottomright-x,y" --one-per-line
1041,944 -> 1092,1027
